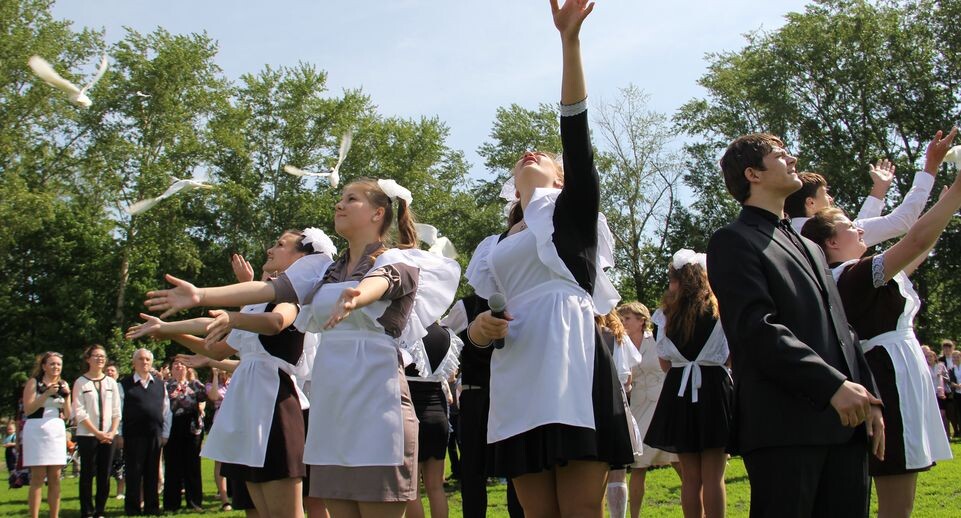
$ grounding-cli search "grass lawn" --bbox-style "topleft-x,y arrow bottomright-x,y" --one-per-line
2,440 -> 960,516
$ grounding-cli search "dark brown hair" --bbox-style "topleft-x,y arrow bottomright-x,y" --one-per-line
719,133 -> 784,203
784,172 -> 827,219
799,207 -> 846,248
661,263 -> 718,346
282,229 -> 318,255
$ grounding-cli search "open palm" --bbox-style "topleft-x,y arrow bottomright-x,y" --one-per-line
551,0 -> 594,39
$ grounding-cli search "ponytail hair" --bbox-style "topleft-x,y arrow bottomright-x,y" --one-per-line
394,198 -> 417,250
345,177 -> 419,255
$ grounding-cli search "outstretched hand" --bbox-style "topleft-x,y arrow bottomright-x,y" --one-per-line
868,159 -> 895,191
175,354 -> 209,369
144,274 -> 203,319
551,0 -> 594,41
924,127 -> 959,173
205,309 -> 233,347
324,287 -> 362,329
231,254 -> 254,283
126,313 -> 166,340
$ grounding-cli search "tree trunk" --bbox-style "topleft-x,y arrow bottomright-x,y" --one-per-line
114,249 -> 129,327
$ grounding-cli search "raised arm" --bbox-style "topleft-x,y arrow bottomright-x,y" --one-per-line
857,137 -> 948,247
552,0 -> 593,105
857,159 -> 896,219
879,128 -> 959,281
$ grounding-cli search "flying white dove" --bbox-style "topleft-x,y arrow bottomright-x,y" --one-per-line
135,91 -> 151,98
27,54 -> 108,108
415,223 -> 458,259
282,130 -> 353,189
945,145 -> 961,170
126,178 -> 214,215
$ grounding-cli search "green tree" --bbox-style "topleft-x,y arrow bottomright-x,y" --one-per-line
676,0 -> 961,342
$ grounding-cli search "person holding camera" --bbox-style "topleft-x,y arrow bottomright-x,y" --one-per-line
21,351 -> 72,518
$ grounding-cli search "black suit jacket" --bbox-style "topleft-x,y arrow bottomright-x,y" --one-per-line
707,207 -> 878,454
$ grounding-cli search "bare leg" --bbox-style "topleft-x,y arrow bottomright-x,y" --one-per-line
305,496 -> 331,517
355,501 -> 407,518
326,499 -> 361,518
214,461 -> 229,507
677,453 -> 704,518
875,473 -> 919,518
628,467 -> 647,518
699,449 -> 727,518
513,470 -> 561,518
47,466 -> 63,518
403,467 -> 424,518
28,467 -> 44,518
246,481 -> 269,517
260,478 -> 305,518
422,458 -> 449,518
555,460 -> 609,518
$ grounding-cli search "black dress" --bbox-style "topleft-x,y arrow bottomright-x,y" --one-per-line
486,102 -> 635,477
644,313 -> 732,453
405,323 -> 454,462
221,304 -> 307,491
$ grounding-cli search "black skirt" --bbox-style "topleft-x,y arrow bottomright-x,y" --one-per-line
409,381 -> 450,462
220,370 -> 306,483
644,365 -> 732,453
490,327 -> 635,477
865,347 -> 932,476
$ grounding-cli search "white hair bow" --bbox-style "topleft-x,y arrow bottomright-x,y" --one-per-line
377,179 -> 413,206
672,248 -> 707,271
301,227 -> 337,257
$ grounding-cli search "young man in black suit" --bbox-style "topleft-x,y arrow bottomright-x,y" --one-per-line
706,134 -> 884,517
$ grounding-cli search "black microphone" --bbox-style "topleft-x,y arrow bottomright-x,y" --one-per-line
489,293 -> 508,349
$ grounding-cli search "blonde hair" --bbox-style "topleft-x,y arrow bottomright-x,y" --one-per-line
595,310 -> 627,342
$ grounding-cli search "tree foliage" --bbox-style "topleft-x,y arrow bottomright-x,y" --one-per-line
676,0 -> 961,343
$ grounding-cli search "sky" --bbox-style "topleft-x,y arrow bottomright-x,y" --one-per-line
51,1 -> 811,180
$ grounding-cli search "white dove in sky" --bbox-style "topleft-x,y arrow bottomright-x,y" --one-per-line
944,145 -> 961,171
126,178 -> 214,215
283,130 -> 353,189
415,223 -> 458,259
27,54 -> 108,108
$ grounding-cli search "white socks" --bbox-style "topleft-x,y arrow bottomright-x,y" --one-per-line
607,481 -> 628,518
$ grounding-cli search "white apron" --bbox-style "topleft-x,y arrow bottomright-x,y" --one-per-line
652,309 -> 730,404
833,261 -> 953,469
298,282 -> 407,467
201,303 -> 309,467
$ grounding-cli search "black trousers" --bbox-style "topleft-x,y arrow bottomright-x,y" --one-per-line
123,434 -> 162,515
458,388 -> 523,518
742,438 -> 869,518
448,409 -> 461,477
77,435 -> 115,517
163,426 -> 203,510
